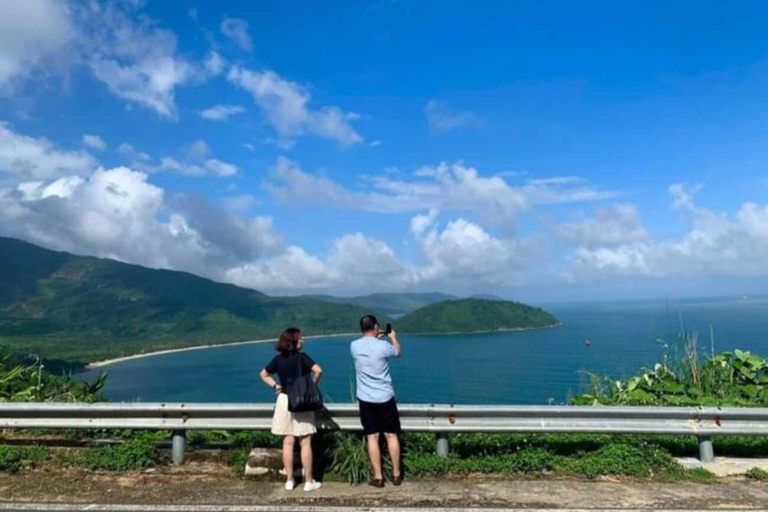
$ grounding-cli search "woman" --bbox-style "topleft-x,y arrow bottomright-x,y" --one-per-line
260,327 -> 323,492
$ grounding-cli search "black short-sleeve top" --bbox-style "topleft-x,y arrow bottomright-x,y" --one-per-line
264,352 -> 316,394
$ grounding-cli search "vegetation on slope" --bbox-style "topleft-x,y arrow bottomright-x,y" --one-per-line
396,298 -> 560,334
0,237 -> 386,364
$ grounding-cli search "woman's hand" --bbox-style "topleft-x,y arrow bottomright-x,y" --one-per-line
274,384 -> 282,395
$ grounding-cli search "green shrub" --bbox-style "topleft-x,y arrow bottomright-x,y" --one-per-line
229,448 -> 251,477
57,437 -> 163,471
746,467 -> 768,481
574,334 -> 768,408
557,443 -> 675,479
0,445 -> 49,473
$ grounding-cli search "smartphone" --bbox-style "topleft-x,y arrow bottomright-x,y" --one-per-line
385,323 -> 393,335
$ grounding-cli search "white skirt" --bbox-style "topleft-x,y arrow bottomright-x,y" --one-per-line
271,392 -> 317,437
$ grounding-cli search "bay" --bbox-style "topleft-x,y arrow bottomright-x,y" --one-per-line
81,296 -> 768,405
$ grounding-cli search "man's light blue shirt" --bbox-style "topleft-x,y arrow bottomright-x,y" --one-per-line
350,335 -> 398,403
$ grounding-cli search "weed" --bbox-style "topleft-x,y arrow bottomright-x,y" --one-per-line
746,467 -> 768,481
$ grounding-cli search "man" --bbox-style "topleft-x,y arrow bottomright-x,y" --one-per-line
350,314 -> 403,487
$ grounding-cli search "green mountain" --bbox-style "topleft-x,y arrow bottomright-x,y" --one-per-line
396,298 -> 560,334
0,237 -> 388,365
304,292 -> 457,316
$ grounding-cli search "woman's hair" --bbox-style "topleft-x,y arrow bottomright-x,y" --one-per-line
275,327 -> 301,355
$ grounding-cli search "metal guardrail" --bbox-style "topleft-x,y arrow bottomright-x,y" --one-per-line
3,403 -> 768,464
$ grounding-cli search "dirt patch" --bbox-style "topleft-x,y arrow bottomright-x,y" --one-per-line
2,463 -> 768,509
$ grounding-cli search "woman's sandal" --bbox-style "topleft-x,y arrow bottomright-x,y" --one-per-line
369,478 -> 385,488
391,474 -> 403,486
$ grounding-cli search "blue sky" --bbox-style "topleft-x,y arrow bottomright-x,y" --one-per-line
2,0 -> 768,301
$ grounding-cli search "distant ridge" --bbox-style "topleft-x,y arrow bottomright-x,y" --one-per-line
0,237 -> 388,365
397,298 -> 560,334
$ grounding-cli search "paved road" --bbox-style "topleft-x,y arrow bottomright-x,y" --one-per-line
0,505 -> 765,512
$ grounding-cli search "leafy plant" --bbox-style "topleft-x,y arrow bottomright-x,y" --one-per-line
0,353 -> 106,403
0,445 -> 49,473
573,330 -> 768,407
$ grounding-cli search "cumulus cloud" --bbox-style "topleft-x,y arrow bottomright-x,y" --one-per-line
424,100 -> 483,132
227,67 -> 363,146
79,2 -> 200,119
0,0 -> 75,93
0,167 -> 280,281
556,204 -> 649,247
198,104 -> 246,121
267,158 -> 617,228
220,17 -> 253,52
0,122 -> 97,180
82,134 -> 107,151
571,185 -> 768,278
116,139 -> 238,178
415,218 -> 527,285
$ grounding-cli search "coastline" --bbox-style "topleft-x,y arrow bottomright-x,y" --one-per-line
399,321 -> 564,337
84,332 -> 358,370
85,322 -> 563,370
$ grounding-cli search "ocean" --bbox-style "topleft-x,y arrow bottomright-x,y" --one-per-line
81,296 -> 768,405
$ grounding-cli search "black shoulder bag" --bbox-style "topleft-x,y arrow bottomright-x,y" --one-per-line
287,354 -> 323,413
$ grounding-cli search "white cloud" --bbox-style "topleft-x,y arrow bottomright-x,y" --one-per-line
267,159 -> 617,228
220,17 -> 253,52
116,139 -> 238,178
0,122 -> 97,180
571,185 -> 768,278
415,218 -> 524,284
199,104 -> 246,121
81,2 -> 197,119
203,51 -> 225,77
556,204 -> 649,247
228,67 -> 363,146
82,134 -> 107,151
0,167 -> 280,281
424,100 -> 483,132
369,140 -> 382,147
410,208 -> 438,236
0,0 -> 75,94
160,157 -> 238,178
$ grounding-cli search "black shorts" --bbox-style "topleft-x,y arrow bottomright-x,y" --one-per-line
358,398 -> 401,435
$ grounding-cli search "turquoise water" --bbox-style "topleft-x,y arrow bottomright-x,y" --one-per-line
82,297 -> 768,405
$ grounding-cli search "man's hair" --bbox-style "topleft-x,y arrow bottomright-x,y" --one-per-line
360,315 -> 378,333
275,327 -> 301,355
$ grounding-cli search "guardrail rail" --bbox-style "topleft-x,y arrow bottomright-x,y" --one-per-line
3,403 -> 768,464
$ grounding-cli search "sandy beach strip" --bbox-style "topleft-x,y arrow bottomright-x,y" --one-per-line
85,332 -> 358,370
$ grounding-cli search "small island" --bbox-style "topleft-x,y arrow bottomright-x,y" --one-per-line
396,298 -> 560,334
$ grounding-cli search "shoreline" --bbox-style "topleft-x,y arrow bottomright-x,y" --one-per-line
85,323 -> 563,370
84,332 -> 358,370
399,321 -> 564,337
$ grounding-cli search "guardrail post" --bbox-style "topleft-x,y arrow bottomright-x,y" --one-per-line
436,432 -> 449,457
172,430 -> 186,465
698,435 -> 714,463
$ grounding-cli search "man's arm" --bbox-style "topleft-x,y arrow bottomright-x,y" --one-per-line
388,330 -> 402,358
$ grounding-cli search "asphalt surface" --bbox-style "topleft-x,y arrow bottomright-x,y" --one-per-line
2,506 -> 765,512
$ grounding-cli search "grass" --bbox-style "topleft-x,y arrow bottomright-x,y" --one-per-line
746,467 -> 768,481
55,436 -> 165,470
